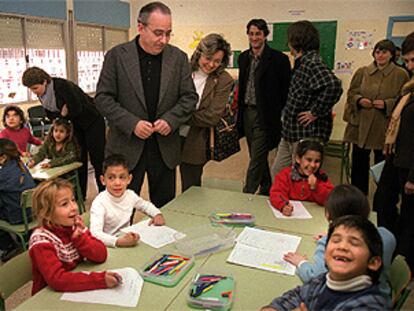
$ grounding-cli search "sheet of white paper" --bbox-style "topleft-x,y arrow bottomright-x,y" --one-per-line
121,219 -> 186,248
30,170 -> 50,179
228,227 -> 301,275
267,200 -> 312,219
61,267 -> 143,307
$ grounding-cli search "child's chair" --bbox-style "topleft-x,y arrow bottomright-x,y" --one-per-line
390,255 -> 412,310
0,251 -> 32,311
0,189 -> 37,250
202,177 -> 243,192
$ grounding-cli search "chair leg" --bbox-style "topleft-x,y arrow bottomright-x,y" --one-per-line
74,170 -> 85,214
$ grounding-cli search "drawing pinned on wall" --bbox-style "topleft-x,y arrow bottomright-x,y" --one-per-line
267,23 -> 273,42
189,31 -> 204,49
334,61 -> 354,75
345,30 -> 375,50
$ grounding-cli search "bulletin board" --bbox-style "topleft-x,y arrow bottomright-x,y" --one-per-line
268,21 -> 337,70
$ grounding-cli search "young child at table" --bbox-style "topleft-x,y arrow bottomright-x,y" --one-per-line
0,105 -> 42,156
284,184 -> 396,301
269,140 -> 334,216
27,118 -> 78,169
90,154 -> 165,248
0,138 -> 35,260
261,216 -> 388,311
29,178 -> 121,295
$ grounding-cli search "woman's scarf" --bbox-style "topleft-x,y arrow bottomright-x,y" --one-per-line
39,80 -> 59,113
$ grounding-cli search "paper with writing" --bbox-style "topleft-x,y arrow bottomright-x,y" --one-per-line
267,200 -> 312,219
121,219 -> 186,248
61,267 -> 143,307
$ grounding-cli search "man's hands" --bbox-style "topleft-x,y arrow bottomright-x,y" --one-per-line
298,111 -> 317,127
134,119 -> 171,139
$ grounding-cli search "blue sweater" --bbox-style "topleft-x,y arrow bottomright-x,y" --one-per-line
269,273 -> 389,311
296,227 -> 396,301
0,160 -> 35,224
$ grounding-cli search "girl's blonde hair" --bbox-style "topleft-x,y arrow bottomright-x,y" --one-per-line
32,178 -> 74,225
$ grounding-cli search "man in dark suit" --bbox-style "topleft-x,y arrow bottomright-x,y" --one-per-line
95,2 -> 197,208
236,19 -> 291,195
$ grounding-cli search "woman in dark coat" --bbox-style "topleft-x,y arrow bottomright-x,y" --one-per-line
22,67 -> 105,197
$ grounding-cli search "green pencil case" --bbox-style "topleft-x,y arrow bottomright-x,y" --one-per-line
140,252 -> 195,287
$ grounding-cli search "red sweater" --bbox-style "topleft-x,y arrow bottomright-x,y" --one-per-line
29,225 -> 108,295
269,167 -> 334,211
0,127 -> 42,154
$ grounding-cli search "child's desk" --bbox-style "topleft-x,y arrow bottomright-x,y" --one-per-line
29,161 -> 85,213
29,161 -> 82,181
164,187 -> 329,237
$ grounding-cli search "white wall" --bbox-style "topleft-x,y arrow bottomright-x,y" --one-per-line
129,0 -> 414,135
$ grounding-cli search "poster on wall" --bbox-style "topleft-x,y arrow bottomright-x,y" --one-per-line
345,30 -> 375,50
0,48 -> 27,104
334,61 -> 354,75
77,50 -> 104,94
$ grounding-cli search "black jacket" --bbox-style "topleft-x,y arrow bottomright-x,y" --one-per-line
46,78 -> 104,131
236,43 -> 291,149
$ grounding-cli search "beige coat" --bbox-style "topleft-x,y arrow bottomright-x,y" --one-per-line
181,71 -> 234,165
343,62 -> 409,149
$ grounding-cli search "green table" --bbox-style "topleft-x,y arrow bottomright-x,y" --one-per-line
164,187 -> 328,237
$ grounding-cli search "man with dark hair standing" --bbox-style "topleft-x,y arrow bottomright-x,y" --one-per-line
237,19 -> 291,195
271,20 -> 343,176
95,2 -> 197,208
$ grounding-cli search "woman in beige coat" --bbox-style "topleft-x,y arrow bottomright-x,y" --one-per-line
343,39 -> 409,194
180,34 -> 234,192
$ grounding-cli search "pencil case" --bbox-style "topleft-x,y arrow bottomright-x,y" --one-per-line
187,271 -> 235,310
140,252 -> 195,287
209,212 -> 255,226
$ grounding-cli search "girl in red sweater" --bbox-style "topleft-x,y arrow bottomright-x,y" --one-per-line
29,178 -> 121,295
0,105 -> 42,156
269,140 -> 334,216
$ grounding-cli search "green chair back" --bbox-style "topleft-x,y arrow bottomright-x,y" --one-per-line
0,251 -> 32,311
390,255 -> 412,310
0,189 -> 37,250
202,178 -> 243,192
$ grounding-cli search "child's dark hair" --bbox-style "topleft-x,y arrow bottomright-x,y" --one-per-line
2,105 -> 26,129
0,138 -> 26,173
102,154 -> 129,174
327,215 -> 383,283
326,184 -> 370,221
295,139 -> 327,181
46,118 -> 76,153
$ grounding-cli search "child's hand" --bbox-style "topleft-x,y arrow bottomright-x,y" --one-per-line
281,203 -> 294,216
116,232 -> 140,247
260,307 -> 278,311
21,151 -> 31,157
105,271 -> 122,288
40,162 -> 51,169
308,174 -> 317,190
283,252 -> 307,267
27,160 -> 35,168
72,215 -> 85,239
149,214 -> 165,226
313,232 -> 326,240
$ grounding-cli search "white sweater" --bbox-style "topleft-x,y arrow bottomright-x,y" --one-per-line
90,189 -> 161,247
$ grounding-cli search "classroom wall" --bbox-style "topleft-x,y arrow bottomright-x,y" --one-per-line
130,0 -> 414,135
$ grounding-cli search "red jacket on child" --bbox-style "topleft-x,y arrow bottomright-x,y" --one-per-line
29,225 -> 108,295
269,166 -> 334,211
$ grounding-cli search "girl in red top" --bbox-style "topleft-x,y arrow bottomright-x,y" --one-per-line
29,178 -> 121,295
269,140 -> 334,216
0,105 -> 42,156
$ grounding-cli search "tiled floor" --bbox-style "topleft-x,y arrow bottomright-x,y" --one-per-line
4,138 -> 414,310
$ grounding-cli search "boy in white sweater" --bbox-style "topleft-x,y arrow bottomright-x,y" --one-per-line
90,154 -> 165,247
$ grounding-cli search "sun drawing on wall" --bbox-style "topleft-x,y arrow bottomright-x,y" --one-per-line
189,31 -> 204,49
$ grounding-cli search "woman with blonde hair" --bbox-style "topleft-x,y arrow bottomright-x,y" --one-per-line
180,33 -> 234,191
